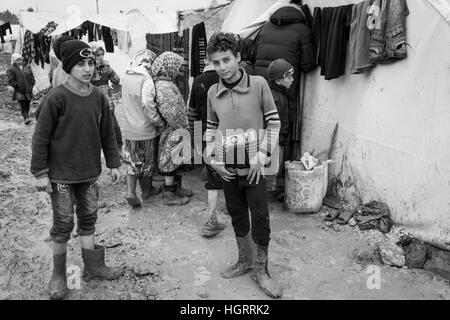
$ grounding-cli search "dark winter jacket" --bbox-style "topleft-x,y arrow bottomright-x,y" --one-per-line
7,64 -> 35,101
254,6 -> 316,79
269,82 -> 290,146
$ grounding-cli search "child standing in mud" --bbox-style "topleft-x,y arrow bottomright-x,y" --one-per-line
30,40 -> 123,300
205,33 -> 282,298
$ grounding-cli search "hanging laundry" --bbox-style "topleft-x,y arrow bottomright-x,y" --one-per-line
117,30 -> 130,52
40,21 -> 58,36
101,26 -> 114,52
95,24 -> 102,41
0,22 -> 13,44
85,21 -> 95,42
190,22 -> 207,77
22,30 -> 35,66
349,0 -> 374,74
369,0 -> 409,65
321,5 -> 353,80
312,7 -> 321,64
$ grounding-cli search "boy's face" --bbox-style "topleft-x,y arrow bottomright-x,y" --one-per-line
70,58 -> 95,84
210,50 -> 241,82
276,70 -> 294,89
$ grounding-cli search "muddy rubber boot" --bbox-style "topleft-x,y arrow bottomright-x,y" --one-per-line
221,233 -> 254,278
139,176 -> 162,200
48,252 -> 68,300
162,183 -> 190,206
174,174 -> 193,197
252,244 -> 282,299
81,245 -> 124,281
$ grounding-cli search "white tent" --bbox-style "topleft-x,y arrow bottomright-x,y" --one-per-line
223,0 -> 450,250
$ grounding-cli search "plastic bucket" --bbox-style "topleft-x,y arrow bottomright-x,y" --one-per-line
284,160 -> 329,213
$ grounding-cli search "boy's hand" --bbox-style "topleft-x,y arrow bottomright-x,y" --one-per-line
248,151 -> 267,184
110,168 -> 121,185
36,176 -> 52,194
210,159 -> 236,182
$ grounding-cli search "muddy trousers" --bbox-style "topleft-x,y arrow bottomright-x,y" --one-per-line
222,176 -> 271,246
19,100 -> 31,120
49,181 -> 99,243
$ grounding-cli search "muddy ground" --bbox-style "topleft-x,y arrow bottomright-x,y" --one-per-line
1,53 -> 449,300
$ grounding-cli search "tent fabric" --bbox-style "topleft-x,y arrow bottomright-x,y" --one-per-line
224,0 -> 450,250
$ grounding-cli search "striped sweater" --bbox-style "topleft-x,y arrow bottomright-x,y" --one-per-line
204,69 -> 280,172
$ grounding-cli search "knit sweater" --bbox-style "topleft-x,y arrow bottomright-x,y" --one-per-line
31,82 -> 121,183
205,69 -> 280,172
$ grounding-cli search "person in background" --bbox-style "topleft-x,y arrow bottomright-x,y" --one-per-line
30,40 -> 123,300
120,49 -> 164,208
237,36 -> 255,75
90,43 -> 123,154
7,53 -> 35,125
151,51 -> 193,206
188,56 -> 225,237
266,58 -> 294,202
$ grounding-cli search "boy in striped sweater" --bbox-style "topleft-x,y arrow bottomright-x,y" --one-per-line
204,33 -> 282,298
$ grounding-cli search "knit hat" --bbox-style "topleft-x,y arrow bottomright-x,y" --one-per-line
61,40 -> 94,74
53,35 -> 74,61
11,53 -> 23,65
267,58 -> 293,82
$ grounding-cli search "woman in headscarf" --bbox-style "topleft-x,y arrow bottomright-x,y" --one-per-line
120,49 -> 164,208
7,53 -> 35,124
151,51 -> 192,206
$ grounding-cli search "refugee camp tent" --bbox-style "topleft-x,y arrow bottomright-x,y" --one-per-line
222,0 -> 450,250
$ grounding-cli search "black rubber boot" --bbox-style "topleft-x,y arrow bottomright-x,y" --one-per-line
162,183 -> 190,206
139,176 -> 162,200
251,244 -> 282,299
48,252 -> 68,300
81,245 -> 124,281
221,233 -> 254,278
175,174 -> 193,197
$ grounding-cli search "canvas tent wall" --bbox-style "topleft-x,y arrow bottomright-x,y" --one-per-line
223,0 -> 450,250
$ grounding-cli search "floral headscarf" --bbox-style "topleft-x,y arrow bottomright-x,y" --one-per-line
126,49 -> 157,76
151,51 -> 184,80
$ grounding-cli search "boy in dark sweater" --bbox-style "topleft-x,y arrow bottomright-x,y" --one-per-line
205,33 -> 282,298
31,40 -> 123,300
266,58 -> 294,202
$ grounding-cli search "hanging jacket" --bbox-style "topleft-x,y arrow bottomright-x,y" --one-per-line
7,64 -> 35,101
253,6 -> 316,79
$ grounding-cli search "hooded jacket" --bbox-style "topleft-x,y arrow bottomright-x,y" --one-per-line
254,6 -> 316,79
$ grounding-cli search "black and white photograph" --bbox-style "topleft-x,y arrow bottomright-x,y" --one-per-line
0,0 -> 449,308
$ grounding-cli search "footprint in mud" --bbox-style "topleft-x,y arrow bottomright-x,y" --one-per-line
194,266 -> 211,287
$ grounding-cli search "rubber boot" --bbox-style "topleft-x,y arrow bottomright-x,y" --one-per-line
162,183 -> 190,206
252,244 -> 282,299
221,233 -> 254,278
48,252 -> 68,300
81,245 -> 124,281
174,174 -> 193,197
139,176 -> 162,200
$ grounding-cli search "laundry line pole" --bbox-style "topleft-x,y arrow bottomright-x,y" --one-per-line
96,0 -> 99,14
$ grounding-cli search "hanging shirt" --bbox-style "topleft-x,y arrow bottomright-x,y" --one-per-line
349,0 -> 374,74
